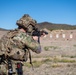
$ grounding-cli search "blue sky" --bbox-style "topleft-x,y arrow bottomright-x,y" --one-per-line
0,0 -> 76,29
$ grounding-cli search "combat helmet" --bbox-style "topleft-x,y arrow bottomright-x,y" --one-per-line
16,14 -> 37,32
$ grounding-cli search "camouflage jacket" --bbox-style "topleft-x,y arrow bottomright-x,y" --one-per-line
0,29 -> 41,61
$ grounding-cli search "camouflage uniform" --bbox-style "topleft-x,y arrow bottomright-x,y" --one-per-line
0,29 -> 41,74
0,14 -> 41,74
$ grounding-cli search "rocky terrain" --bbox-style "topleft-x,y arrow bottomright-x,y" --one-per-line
0,29 -> 76,75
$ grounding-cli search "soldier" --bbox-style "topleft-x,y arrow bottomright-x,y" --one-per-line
0,14 -> 41,75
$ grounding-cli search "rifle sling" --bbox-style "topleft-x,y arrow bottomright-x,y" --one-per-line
28,49 -> 34,70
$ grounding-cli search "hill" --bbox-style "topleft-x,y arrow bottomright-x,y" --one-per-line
37,22 -> 76,31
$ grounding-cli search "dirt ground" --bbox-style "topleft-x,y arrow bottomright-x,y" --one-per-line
0,30 -> 76,75
22,36 -> 76,75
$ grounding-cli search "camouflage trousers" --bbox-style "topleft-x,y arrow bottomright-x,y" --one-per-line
0,64 -> 7,75
0,62 -> 17,75
0,60 -> 24,75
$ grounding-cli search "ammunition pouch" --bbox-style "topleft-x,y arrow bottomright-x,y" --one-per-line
8,48 -> 29,62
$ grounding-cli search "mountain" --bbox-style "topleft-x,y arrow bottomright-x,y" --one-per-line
37,22 -> 76,31
0,28 -> 8,31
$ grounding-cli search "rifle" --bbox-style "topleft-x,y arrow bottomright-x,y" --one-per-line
32,28 -> 48,43
26,29 -> 48,70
